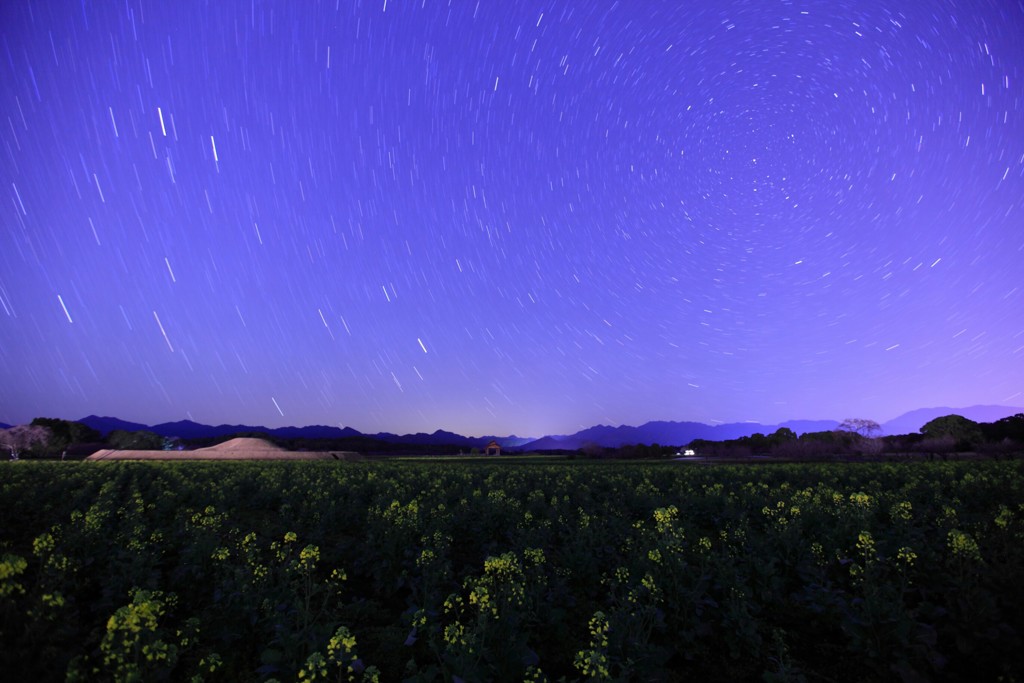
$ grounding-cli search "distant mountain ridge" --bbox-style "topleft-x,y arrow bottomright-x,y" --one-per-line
520,419 -> 842,451
74,416 -> 149,435
76,416 -> 532,450
143,419 -> 364,441
73,404 -> 1023,451
879,405 -> 1023,437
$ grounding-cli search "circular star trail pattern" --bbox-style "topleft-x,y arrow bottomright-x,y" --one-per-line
1,0 -> 1022,437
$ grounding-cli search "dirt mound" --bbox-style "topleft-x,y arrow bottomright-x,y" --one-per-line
197,437 -> 285,452
87,437 -> 362,461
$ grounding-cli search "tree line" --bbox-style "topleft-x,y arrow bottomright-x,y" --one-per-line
681,414 -> 1024,459
2,413 -> 1022,460
0,419 -> 501,459
0,418 -> 174,459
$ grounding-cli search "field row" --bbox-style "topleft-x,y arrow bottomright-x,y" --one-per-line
1,460 -> 1022,681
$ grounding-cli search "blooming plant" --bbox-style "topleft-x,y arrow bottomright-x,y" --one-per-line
0,459 -> 1022,680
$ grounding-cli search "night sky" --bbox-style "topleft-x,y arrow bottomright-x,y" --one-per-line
2,1 -> 1022,438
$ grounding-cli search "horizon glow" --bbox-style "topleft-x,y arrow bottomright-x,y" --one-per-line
1,1 -> 1022,438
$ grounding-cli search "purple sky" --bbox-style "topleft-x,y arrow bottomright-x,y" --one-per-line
1,0 -> 1022,437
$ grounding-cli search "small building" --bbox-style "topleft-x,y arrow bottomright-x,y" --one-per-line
485,440 -> 502,456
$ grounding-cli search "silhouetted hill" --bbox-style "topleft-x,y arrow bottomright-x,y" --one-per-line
149,420 -> 259,439
881,405 -> 1024,436
268,425 -> 362,439
78,415 -> 151,436
521,419 -> 841,450
778,419 -> 842,434
520,436 -> 576,451
521,409 -> 1022,449
70,406 -> 1023,452
77,417 -> 529,450
374,430 -> 480,448
371,429 -> 532,449
144,421 -> 365,441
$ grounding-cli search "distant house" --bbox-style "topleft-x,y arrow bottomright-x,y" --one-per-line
485,440 -> 502,456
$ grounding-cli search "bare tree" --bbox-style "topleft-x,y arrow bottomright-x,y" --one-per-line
838,418 -> 881,438
0,425 -> 51,459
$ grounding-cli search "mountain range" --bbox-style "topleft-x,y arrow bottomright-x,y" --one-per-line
68,404 -> 1022,451
74,415 -> 535,450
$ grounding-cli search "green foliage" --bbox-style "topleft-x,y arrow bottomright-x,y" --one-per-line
29,418 -> 101,455
0,553 -> 28,598
98,589 -> 180,681
981,413 -> 1024,444
771,427 -> 797,442
609,442 -> 673,459
0,460 -> 1023,681
107,430 -> 165,450
692,427 -> 856,458
920,414 -> 984,448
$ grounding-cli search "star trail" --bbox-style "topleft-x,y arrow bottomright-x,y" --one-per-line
1,0 -> 1022,437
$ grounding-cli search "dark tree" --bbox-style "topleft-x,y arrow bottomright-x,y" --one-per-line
108,429 -> 165,450
770,427 -> 797,445
980,413 -> 1024,444
29,418 -> 102,455
920,414 -> 983,449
